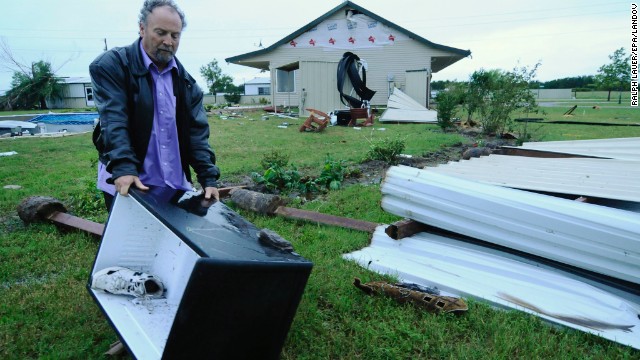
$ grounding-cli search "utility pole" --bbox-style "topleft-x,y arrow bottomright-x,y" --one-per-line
103,38 -> 108,52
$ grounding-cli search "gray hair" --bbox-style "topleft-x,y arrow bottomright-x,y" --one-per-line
138,0 -> 187,29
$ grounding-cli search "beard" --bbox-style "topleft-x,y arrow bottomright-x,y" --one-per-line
154,47 -> 175,65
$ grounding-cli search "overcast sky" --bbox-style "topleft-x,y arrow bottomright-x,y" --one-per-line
0,0 -> 631,92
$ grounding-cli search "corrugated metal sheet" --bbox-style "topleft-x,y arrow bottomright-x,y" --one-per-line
427,155 -> 640,202
386,87 -> 427,110
343,226 -> 640,350
380,87 -> 437,122
379,108 -> 437,122
380,166 -> 640,284
514,137 -> 640,160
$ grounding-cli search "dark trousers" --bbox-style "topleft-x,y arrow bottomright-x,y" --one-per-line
103,191 -> 114,212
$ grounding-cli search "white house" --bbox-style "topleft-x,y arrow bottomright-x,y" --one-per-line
244,77 -> 271,96
226,1 -> 470,116
47,77 -> 94,109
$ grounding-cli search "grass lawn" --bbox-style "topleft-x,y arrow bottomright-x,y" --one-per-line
1,105 -> 639,359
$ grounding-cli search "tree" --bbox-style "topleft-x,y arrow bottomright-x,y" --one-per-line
595,48 -> 631,103
434,84 -> 464,131
543,75 -> 595,90
4,61 -> 64,109
465,63 -> 540,135
200,59 -> 237,102
0,39 -> 65,110
463,68 -> 502,123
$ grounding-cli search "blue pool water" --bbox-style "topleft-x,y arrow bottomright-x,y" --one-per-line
29,113 -> 99,125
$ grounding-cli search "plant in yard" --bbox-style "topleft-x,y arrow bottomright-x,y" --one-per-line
435,84 -> 464,131
68,178 -> 104,221
315,156 -> 347,191
365,135 -> 407,165
511,120 -> 546,146
251,163 -> 303,194
260,149 -> 290,170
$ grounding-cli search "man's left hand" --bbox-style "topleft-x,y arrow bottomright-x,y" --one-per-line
204,187 -> 219,201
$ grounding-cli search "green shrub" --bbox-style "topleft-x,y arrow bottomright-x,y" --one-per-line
252,155 -> 348,194
365,136 -> 406,164
68,178 -> 104,220
223,93 -> 241,104
316,156 -> 347,191
251,164 -> 303,193
435,87 -> 463,131
259,97 -> 269,105
204,104 -> 215,112
260,150 -> 290,170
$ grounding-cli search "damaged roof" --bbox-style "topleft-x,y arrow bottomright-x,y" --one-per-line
428,155 -> 640,202
513,137 -> 640,160
225,1 -> 471,70
344,225 -> 640,350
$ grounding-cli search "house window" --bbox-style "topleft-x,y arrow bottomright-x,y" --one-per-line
85,87 -> 95,106
276,69 -> 295,93
258,87 -> 270,95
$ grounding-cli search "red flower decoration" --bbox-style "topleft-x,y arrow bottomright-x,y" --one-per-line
368,35 -> 375,43
329,37 -> 336,45
348,37 -> 355,44
289,40 -> 297,47
309,39 -> 316,46
388,34 -> 395,42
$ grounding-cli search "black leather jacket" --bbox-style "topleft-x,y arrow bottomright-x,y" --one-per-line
90,38 -> 219,189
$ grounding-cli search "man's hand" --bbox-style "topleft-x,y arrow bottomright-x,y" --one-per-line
203,186 -> 219,201
114,175 -> 149,196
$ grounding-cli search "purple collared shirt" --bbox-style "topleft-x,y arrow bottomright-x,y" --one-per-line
98,42 -> 192,195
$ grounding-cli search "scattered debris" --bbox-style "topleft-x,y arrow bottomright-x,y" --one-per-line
258,228 -> 294,252
3,185 -> 22,190
348,107 -> 374,127
230,188 -> 285,215
17,195 -> 104,236
104,341 -> 125,356
563,105 -> 578,116
379,88 -> 437,123
353,277 -> 468,314
0,151 -> 18,156
230,188 -> 378,232
299,108 -> 329,132
462,147 -> 491,160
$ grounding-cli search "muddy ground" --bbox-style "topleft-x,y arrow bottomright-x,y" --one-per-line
224,127 -> 516,192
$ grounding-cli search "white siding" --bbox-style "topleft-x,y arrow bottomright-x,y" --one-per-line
251,40 -> 459,107
405,70 -> 429,108
233,11 -> 468,108
299,61 -> 343,115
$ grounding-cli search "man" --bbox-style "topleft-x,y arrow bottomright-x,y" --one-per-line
90,0 -> 219,210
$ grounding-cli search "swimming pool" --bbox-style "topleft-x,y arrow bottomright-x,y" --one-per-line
28,113 -> 98,134
29,113 -> 99,125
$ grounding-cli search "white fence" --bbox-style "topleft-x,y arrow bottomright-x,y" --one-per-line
203,94 -> 270,106
530,88 -> 573,100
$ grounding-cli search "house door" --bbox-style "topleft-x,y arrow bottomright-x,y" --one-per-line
405,69 -> 429,108
299,61 -> 343,117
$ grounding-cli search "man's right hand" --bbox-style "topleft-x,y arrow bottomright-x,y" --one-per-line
114,175 -> 149,196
